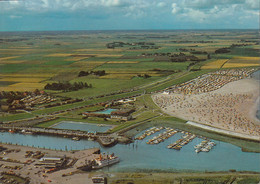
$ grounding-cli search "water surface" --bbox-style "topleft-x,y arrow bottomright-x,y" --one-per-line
93,108 -> 117,114
52,121 -> 112,132
1,129 -> 259,172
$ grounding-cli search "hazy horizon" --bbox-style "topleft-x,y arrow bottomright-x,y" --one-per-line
0,28 -> 259,33
0,0 -> 259,32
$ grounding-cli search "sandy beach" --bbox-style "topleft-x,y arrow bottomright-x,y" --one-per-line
153,71 -> 260,140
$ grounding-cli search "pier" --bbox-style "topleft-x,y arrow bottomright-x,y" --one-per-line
167,133 -> 196,150
0,126 -> 120,147
146,128 -> 177,144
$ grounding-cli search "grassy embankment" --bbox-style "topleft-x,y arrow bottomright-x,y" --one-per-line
105,172 -> 260,184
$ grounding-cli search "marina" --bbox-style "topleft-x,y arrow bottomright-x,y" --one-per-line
0,127 -> 260,172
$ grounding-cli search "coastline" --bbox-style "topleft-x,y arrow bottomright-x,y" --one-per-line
152,77 -> 260,141
186,121 -> 260,141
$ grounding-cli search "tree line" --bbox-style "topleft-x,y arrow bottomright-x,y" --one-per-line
44,82 -> 92,91
78,70 -> 106,77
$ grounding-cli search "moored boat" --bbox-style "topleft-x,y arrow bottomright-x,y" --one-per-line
92,153 -> 120,169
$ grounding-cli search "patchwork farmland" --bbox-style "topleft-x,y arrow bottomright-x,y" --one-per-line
0,30 -> 259,138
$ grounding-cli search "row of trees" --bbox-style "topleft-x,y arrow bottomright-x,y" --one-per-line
44,82 -> 92,91
137,74 -> 151,78
215,48 -> 231,54
78,70 -> 106,77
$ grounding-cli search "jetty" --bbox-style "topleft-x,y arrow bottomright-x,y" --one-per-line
167,133 -> 196,150
135,127 -> 164,140
146,128 -> 177,144
0,126 -> 121,147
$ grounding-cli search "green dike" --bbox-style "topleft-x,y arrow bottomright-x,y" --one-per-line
0,113 -> 34,122
35,117 -> 120,128
35,117 -> 62,128
108,172 -> 260,184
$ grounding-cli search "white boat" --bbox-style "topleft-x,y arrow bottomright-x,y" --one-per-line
72,137 -> 80,141
88,137 -> 95,141
92,154 -> 120,169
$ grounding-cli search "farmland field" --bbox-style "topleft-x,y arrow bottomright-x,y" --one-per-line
0,30 -> 258,94
223,56 -> 260,68
201,59 -> 229,69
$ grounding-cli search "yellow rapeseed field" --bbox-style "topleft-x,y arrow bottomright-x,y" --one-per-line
46,53 -> 72,57
107,61 -> 139,64
75,49 -> 123,52
222,63 -> 260,68
65,57 -> 89,61
222,56 -> 260,68
95,54 -> 122,57
0,82 -> 45,91
0,74 -> 54,78
232,56 -> 260,60
201,59 -> 229,69
0,78 -> 45,83
0,56 -> 20,60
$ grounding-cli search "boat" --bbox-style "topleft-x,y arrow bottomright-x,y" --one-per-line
72,137 -> 80,141
195,149 -> 200,153
21,129 -> 33,135
92,153 -> 120,169
8,129 -> 15,133
88,137 -> 95,141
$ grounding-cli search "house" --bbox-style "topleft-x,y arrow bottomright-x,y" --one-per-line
117,98 -> 136,104
110,109 -> 135,121
37,155 -> 66,168
92,176 -> 107,184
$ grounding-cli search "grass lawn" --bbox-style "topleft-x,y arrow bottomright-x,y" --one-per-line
95,61 -> 190,71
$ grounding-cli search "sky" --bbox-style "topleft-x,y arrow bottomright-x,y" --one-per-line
0,0 -> 259,31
